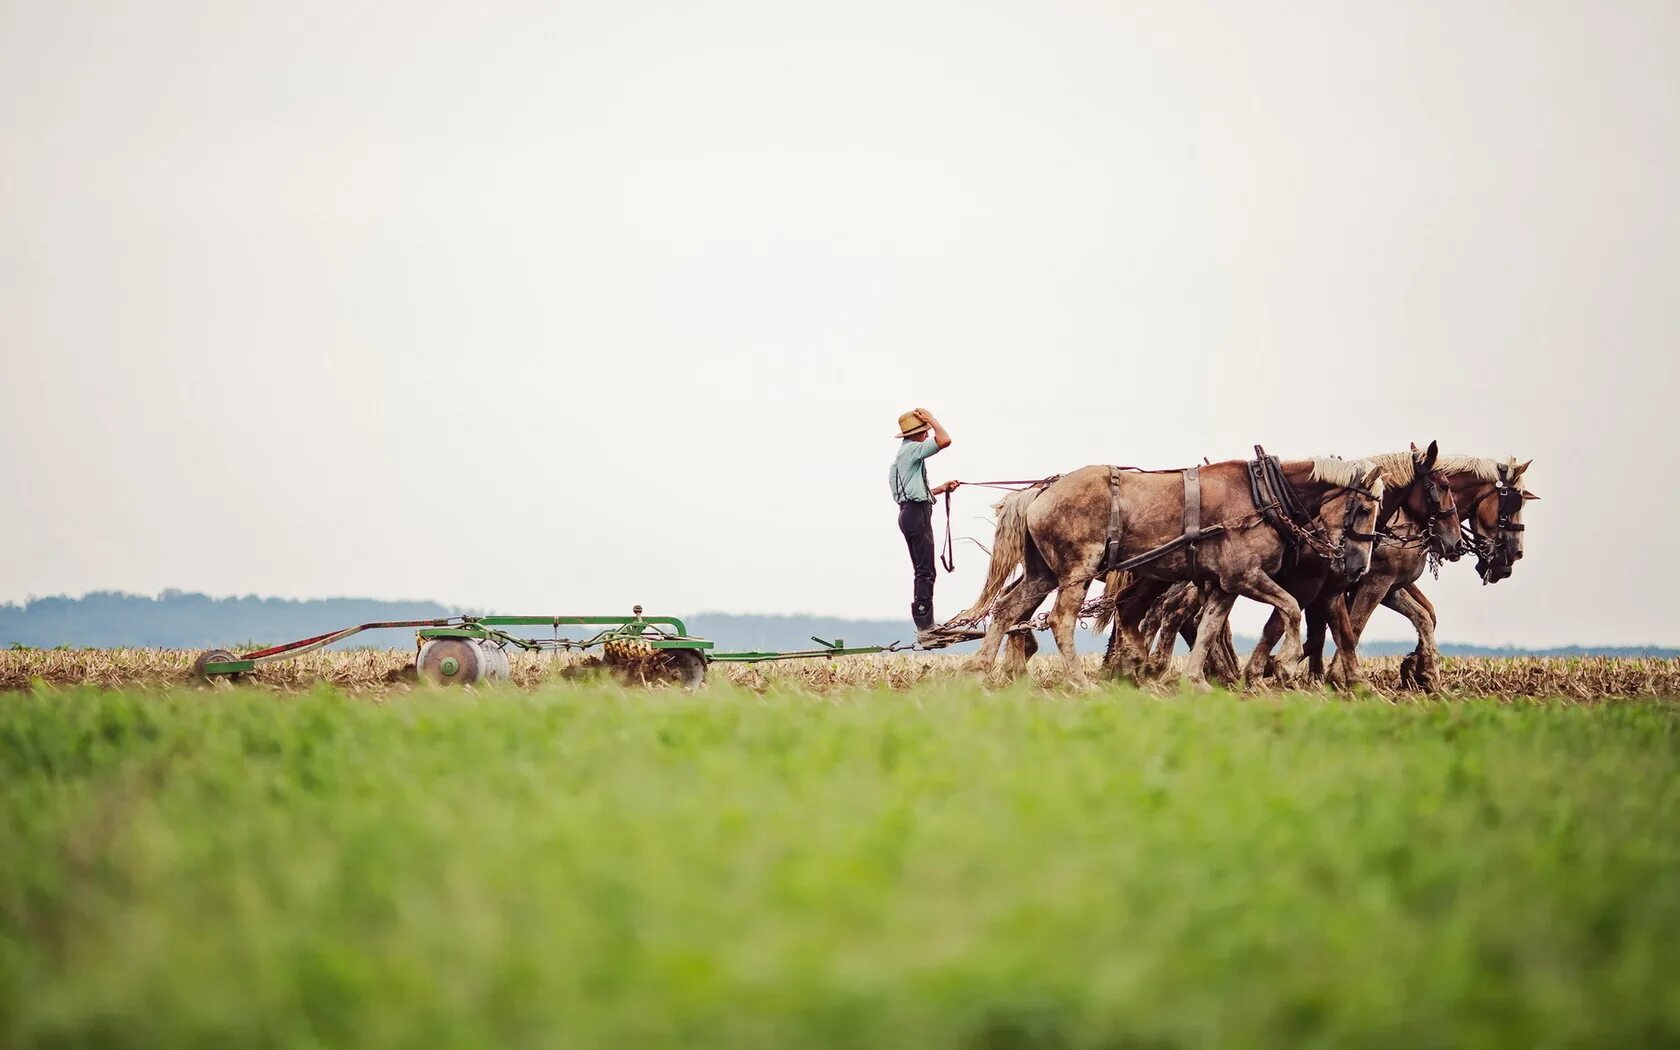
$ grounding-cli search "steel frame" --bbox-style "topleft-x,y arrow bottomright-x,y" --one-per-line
198,610 -> 901,677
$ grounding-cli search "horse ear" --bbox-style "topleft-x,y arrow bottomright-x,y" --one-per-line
1521,491 -> 1540,501
1420,440 -> 1439,471
1361,465 -> 1384,489
1512,458 -> 1532,482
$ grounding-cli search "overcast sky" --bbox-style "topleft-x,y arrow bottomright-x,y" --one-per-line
2,1 -> 1675,646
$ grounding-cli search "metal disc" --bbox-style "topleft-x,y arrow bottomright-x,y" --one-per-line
417,638 -> 483,686
658,649 -> 707,689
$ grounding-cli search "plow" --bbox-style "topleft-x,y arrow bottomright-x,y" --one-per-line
192,606 -> 905,688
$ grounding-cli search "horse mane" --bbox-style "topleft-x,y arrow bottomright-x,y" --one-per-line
1305,456 -> 1384,498
1359,450 -> 1418,486
1434,454 -> 1529,490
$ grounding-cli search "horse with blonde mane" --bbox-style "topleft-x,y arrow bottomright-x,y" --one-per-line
954,454 -> 1386,687
1126,453 -> 1535,690
1327,453 -> 1536,688
1094,442 -> 1461,685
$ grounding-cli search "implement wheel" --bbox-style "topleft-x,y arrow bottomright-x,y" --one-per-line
417,638 -> 510,687
658,649 -> 708,689
193,649 -> 239,682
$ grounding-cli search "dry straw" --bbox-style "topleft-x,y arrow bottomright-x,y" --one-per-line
2,647 -> 1678,701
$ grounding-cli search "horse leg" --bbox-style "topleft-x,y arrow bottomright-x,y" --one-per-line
1104,579 -> 1165,682
967,564 -> 1052,676
1245,609 -> 1287,682
1158,583 -> 1202,680
983,572 -> 1056,681
1320,593 -> 1361,688
1047,580 -> 1095,686
1182,588 -> 1237,690
1207,617 -> 1242,687
1221,570 -> 1307,682
1000,625 -> 1040,678
1304,602 -> 1328,679
1385,586 -> 1441,691
966,577 -> 1019,672
1327,575 -> 1389,688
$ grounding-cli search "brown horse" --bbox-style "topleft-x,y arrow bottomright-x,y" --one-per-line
956,456 -> 1386,686
1101,443 -> 1461,686
1145,454 -> 1534,690
1227,443 -> 1462,685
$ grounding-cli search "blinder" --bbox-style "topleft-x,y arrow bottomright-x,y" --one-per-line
1336,483 -> 1381,543
1460,462 -> 1526,582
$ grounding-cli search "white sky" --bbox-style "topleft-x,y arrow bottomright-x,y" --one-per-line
2,0 -> 1676,646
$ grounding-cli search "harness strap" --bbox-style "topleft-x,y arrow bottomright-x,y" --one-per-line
1101,465 -> 1123,573
1248,446 -> 1299,565
1094,463 -> 1234,576
1183,465 -> 1202,579
1183,465 -> 1201,537
1260,450 -> 1310,525
1105,533 -> 1195,573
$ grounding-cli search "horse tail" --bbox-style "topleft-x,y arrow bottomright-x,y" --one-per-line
1091,570 -> 1133,634
950,486 -> 1043,624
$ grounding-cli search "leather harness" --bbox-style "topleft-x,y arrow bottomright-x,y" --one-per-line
1097,463 -> 1220,576
1096,446 -> 1359,576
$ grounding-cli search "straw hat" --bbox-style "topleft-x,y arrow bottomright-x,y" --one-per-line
895,410 -> 930,438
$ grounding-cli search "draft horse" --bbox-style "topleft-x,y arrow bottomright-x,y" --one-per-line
955,453 -> 1386,687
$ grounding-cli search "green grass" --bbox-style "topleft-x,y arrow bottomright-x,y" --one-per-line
2,683 -> 1678,1049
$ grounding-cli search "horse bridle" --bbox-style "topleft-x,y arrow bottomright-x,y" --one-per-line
1324,483 -> 1381,544
1406,469 -> 1458,559
1352,467 -> 1458,582
1460,462 -> 1525,580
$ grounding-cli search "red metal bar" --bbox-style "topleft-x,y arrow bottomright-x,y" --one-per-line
240,619 -> 458,660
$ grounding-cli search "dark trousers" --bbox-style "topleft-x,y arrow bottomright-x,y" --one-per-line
898,500 -> 936,629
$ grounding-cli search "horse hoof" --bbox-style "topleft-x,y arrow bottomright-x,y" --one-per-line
1398,654 -> 1421,689
1274,658 -> 1308,686
1179,673 -> 1214,694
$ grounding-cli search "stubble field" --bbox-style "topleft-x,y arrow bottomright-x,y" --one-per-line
2,658 -> 1678,1048
4,647 -> 1680,700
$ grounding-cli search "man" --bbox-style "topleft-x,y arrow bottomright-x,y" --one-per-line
889,407 -> 961,644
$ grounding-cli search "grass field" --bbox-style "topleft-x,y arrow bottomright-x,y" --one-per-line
3,680 -> 1679,1048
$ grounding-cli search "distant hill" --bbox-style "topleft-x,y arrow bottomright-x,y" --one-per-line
2,591 -> 1675,659
0,591 -> 454,650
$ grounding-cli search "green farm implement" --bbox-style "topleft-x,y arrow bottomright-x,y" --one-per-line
192,606 -> 905,687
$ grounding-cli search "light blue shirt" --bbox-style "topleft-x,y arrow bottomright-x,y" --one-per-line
889,437 -> 940,503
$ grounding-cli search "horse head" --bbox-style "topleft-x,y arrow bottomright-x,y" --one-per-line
1466,457 -> 1536,584
1314,462 -> 1387,583
1403,440 -> 1463,560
